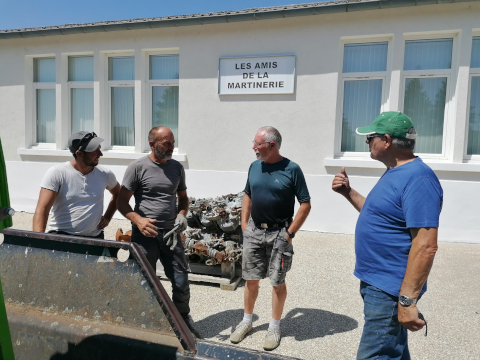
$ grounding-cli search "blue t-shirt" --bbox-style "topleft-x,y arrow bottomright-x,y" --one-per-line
244,158 -> 310,224
354,157 -> 443,297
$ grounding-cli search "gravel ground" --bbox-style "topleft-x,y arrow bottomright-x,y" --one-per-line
10,212 -> 480,360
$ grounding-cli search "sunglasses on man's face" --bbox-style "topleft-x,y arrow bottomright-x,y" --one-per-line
365,134 -> 384,144
77,132 -> 97,151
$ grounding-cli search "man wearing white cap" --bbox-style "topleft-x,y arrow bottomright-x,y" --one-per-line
332,112 -> 443,359
33,131 -> 120,238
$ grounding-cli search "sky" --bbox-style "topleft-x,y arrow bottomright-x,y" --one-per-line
0,0 -> 323,31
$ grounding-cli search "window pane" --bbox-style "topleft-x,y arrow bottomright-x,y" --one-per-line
404,77 -> 447,154
152,86 -> 179,142
150,55 -> 179,80
341,79 -> 382,152
467,77 -> 480,154
108,57 -> 134,81
71,88 -> 94,133
472,37 -> 480,68
34,58 -> 55,82
404,39 -> 453,70
36,89 -> 56,143
343,42 -> 388,73
111,87 -> 134,146
68,56 -> 94,81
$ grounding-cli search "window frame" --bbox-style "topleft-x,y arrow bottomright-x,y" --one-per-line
335,36 -> 392,158
67,54 -> 94,142
32,56 -> 57,148
145,51 -> 180,151
400,34 -> 457,160
106,53 -> 136,151
463,31 -> 480,162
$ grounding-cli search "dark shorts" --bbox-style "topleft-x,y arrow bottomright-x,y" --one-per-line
241,220 -> 294,286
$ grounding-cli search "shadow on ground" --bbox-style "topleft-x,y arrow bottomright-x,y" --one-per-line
196,308 -> 358,341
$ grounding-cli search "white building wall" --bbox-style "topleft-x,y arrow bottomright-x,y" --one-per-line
1,2 -> 480,242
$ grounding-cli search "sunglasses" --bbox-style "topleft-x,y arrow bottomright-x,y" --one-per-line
365,134 -> 384,144
76,132 -> 97,152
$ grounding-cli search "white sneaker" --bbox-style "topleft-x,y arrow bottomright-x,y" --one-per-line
263,327 -> 281,351
229,321 -> 253,344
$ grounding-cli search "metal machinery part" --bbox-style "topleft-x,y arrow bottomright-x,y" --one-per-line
184,192 -> 244,266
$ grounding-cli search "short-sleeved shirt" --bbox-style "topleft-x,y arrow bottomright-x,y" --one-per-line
355,157 -> 443,297
41,162 -> 118,237
244,158 -> 310,224
121,156 -> 187,229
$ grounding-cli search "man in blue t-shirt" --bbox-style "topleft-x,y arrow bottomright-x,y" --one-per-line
230,126 -> 311,351
332,112 -> 443,359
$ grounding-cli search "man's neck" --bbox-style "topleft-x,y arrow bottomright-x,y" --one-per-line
382,151 -> 416,169
263,154 -> 284,164
149,152 -> 169,164
70,160 -> 94,175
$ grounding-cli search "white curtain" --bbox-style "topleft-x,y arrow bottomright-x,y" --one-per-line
71,88 -> 94,134
404,77 -> 446,154
36,89 -> 56,143
468,77 -> 480,155
404,39 -> 453,71
341,80 -> 382,152
108,57 -> 134,81
34,58 -> 55,82
149,55 -> 179,80
343,42 -> 388,73
68,56 -> 93,81
472,37 -> 480,68
111,87 -> 134,146
152,86 -> 179,141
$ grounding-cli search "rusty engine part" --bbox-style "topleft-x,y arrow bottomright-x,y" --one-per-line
184,192 -> 243,266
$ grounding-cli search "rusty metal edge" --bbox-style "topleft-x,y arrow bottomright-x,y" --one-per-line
0,228 -> 197,354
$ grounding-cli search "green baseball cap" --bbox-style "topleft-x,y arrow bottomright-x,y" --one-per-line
356,111 -> 417,139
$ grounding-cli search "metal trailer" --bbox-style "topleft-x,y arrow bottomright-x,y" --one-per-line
0,228 -> 301,360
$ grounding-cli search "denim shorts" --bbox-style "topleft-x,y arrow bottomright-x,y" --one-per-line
241,220 -> 294,286
357,281 -> 411,360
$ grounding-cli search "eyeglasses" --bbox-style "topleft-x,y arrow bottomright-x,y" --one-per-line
77,132 -> 97,151
365,134 -> 384,144
252,141 -> 271,148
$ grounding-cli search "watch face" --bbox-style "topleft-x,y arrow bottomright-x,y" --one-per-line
399,295 -> 412,306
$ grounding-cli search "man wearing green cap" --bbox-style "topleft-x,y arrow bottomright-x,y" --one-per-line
332,111 -> 443,359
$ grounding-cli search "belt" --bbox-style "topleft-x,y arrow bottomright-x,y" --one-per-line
253,219 -> 291,230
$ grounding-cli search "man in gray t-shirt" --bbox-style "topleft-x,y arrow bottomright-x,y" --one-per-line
117,126 -> 200,338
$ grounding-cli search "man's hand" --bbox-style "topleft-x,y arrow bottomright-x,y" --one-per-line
332,167 -> 351,196
398,305 -> 426,332
285,232 -> 293,243
136,217 -> 158,237
97,216 -> 111,229
174,213 -> 188,233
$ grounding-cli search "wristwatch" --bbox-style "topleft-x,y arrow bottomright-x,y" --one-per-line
398,295 -> 418,307
286,230 -> 295,239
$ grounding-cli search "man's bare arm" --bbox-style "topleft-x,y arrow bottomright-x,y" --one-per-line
33,188 -> 57,232
286,200 -> 311,241
117,186 -> 158,237
97,183 -> 121,229
177,190 -> 189,216
398,227 -> 438,331
332,167 -> 365,212
241,193 -> 252,231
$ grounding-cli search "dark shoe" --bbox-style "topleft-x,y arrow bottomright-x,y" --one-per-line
184,315 -> 202,339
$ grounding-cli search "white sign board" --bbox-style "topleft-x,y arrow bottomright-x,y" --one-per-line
218,55 -> 295,95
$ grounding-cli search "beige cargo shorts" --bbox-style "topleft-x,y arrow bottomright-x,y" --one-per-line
241,220 -> 294,286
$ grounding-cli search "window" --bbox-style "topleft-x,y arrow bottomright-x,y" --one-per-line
340,42 -> 388,152
33,58 -> 56,143
402,39 -> 453,154
467,37 -> 480,156
108,56 -> 135,147
68,56 -> 94,134
148,55 -> 179,142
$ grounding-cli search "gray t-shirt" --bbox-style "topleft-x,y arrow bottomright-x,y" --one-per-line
121,156 -> 187,229
41,162 -> 118,236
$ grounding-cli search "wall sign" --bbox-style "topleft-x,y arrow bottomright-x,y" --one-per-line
218,55 -> 295,95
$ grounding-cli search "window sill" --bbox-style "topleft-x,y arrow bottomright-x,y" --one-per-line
17,148 -> 187,162
324,158 -> 480,173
